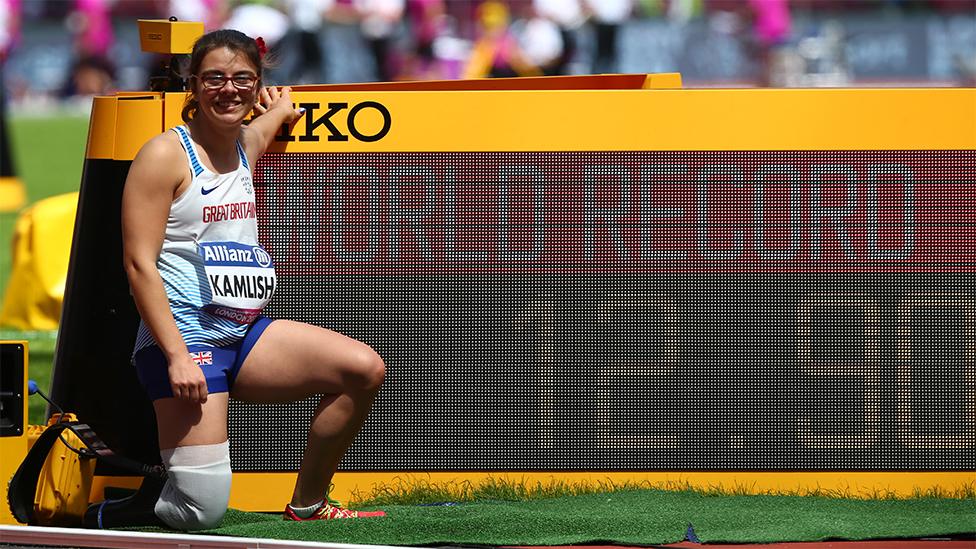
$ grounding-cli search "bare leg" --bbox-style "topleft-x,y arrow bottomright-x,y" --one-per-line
153,393 -> 229,450
230,320 -> 385,507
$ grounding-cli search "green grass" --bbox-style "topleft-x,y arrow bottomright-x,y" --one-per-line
9,114 -> 89,202
347,475 -> 976,508
1,113 -> 88,424
189,487 -> 974,545
0,330 -> 58,424
1,113 -> 89,299
110,473 -> 976,544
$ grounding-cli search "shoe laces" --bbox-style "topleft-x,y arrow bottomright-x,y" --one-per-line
313,502 -> 360,519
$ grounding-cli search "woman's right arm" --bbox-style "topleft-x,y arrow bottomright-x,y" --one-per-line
121,135 -> 208,403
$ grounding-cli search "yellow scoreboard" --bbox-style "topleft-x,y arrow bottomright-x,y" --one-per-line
54,75 -> 975,510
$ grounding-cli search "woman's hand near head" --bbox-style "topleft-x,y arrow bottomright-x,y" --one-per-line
244,85 -> 305,163
253,86 -> 303,121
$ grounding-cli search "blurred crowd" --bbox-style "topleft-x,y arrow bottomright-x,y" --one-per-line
0,0 -> 974,106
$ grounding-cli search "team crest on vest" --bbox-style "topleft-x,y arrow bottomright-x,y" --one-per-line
241,174 -> 253,195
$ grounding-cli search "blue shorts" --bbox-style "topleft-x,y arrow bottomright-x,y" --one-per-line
134,316 -> 274,401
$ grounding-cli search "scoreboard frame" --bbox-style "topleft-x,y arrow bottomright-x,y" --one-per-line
56,74 -> 975,510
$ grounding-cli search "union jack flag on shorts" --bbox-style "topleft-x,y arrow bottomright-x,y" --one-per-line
189,351 -> 213,366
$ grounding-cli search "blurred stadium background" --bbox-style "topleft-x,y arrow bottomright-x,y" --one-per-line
4,0 -> 976,104
0,0 -> 975,425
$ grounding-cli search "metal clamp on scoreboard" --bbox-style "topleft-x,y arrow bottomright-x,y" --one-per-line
137,18 -> 203,92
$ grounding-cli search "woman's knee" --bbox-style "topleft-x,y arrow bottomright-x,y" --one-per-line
153,441 -> 232,531
155,485 -> 228,531
349,347 -> 385,393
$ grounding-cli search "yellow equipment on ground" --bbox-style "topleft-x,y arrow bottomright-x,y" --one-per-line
27,414 -> 96,526
0,192 -> 78,330
0,176 -> 26,212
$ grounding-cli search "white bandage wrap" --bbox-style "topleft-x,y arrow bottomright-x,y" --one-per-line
154,440 -> 232,531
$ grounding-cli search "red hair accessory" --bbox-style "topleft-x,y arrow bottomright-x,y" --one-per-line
255,37 -> 267,59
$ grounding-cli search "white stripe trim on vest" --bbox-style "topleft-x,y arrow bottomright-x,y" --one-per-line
173,125 -> 204,177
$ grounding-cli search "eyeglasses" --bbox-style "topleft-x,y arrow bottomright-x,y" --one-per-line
196,72 -> 258,90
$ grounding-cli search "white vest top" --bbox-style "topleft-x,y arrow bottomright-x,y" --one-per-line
133,125 -> 275,354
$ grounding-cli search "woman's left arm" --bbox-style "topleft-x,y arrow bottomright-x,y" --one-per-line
243,86 -> 304,164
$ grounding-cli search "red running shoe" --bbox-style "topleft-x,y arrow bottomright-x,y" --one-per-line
284,501 -> 386,521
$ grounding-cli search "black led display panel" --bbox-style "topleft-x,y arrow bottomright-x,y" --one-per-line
225,151 -> 975,471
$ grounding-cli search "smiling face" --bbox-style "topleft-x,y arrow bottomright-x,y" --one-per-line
192,47 -> 260,128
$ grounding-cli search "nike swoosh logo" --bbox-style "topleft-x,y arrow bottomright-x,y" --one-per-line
201,184 -> 222,195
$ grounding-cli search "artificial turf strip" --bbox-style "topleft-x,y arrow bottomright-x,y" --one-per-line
196,489 -> 976,546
